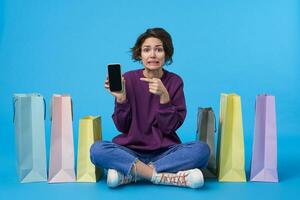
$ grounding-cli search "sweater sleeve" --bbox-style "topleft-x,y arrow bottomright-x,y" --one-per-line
112,99 -> 132,133
155,80 -> 187,135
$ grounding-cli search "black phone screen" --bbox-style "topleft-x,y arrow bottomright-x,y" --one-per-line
108,64 -> 122,92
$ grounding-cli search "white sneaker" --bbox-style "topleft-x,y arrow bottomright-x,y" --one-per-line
151,168 -> 204,189
107,169 -> 137,188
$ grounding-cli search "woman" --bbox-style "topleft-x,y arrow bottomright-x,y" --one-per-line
90,28 -> 210,189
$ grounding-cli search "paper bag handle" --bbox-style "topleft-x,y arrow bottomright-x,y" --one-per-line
71,98 -> 74,121
12,98 -> 17,123
43,97 -> 46,120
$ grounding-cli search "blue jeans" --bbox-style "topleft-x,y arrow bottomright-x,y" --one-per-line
90,141 -> 210,176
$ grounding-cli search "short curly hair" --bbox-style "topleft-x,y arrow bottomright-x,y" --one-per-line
131,28 -> 174,65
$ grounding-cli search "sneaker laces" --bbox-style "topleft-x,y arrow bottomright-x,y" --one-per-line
108,162 -> 140,187
159,171 -> 189,186
120,173 -> 135,185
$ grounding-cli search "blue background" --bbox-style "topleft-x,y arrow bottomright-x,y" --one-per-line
0,0 -> 299,199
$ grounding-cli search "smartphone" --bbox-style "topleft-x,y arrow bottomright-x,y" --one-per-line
107,63 -> 122,92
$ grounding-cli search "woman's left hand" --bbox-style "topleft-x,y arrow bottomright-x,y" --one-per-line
140,78 -> 170,104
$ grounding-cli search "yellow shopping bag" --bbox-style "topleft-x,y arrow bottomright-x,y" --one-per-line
77,116 -> 103,182
217,93 -> 246,182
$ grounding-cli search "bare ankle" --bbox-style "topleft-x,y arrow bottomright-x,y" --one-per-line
130,160 -> 154,181
148,163 -> 157,173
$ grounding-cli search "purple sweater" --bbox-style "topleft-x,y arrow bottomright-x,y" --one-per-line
112,68 -> 187,151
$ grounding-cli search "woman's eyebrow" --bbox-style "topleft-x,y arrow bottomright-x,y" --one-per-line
142,44 -> 163,48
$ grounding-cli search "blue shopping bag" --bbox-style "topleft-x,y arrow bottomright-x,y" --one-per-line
13,93 -> 47,183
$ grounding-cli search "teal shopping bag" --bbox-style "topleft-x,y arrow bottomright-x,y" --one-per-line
13,94 -> 47,183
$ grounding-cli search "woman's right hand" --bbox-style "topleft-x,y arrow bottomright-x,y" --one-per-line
104,76 -> 127,103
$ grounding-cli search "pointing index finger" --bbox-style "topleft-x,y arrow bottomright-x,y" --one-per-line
140,78 -> 154,83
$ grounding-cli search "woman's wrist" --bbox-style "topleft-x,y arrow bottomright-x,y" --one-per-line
160,91 -> 170,104
116,94 -> 127,103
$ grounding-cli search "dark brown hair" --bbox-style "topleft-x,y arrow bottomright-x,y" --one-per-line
131,28 -> 174,65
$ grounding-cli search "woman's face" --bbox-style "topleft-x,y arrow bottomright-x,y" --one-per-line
140,37 -> 165,71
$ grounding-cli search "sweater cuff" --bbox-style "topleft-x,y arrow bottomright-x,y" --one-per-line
158,101 -> 173,110
115,98 -> 130,107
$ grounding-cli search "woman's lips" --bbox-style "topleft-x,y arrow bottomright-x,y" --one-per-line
148,61 -> 159,65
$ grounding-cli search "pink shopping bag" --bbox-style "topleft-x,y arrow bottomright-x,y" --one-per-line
48,94 -> 76,183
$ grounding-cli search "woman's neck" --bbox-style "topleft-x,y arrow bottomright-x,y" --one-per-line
143,68 -> 164,79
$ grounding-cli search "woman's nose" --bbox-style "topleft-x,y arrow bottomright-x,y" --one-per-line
150,49 -> 156,57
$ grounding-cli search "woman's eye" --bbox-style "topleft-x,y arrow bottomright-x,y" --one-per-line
143,48 -> 150,52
